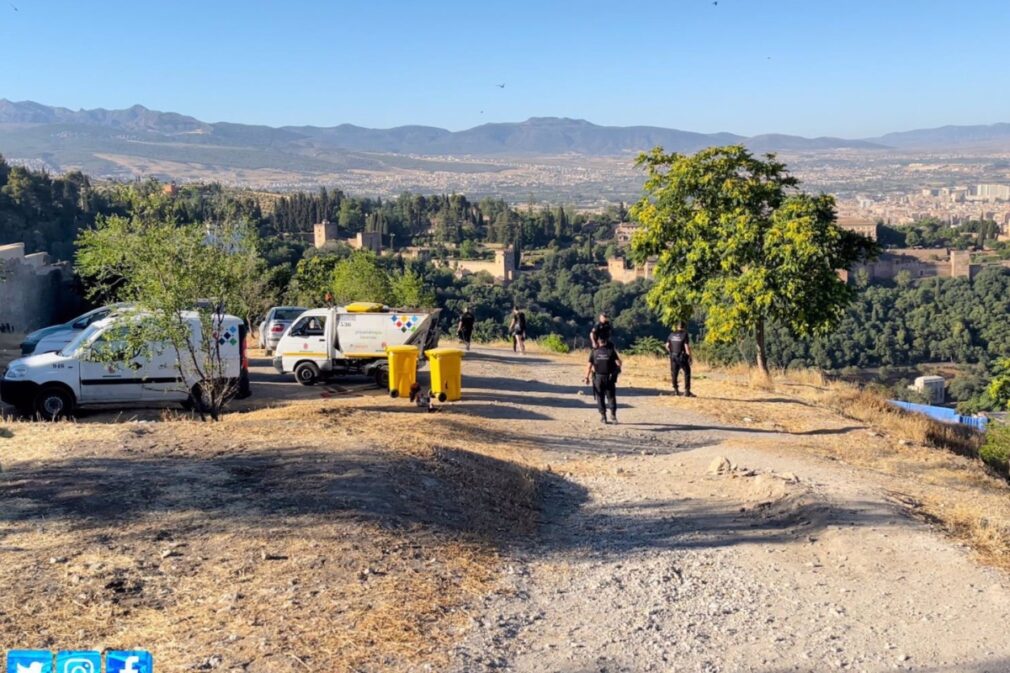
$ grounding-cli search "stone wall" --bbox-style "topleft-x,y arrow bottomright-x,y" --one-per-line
0,243 -> 72,332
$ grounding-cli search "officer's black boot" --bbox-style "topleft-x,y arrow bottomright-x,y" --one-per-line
600,413 -> 609,424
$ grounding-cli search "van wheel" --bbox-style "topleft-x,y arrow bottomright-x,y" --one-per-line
295,362 -> 320,386
374,367 -> 389,389
35,386 -> 74,421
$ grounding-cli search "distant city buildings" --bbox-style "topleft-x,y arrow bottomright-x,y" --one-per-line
613,222 -> 640,246
836,218 -> 879,241
838,183 -> 1010,229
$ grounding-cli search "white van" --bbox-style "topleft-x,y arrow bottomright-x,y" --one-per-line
272,303 -> 440,386
2,311 -> 249,420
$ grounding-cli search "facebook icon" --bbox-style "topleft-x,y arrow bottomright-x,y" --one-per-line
105,651 -> 152,673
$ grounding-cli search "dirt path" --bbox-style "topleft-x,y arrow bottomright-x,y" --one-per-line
449,347 -> 1010,673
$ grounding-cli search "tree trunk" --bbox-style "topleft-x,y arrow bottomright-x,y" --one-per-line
755,319 -> 769,376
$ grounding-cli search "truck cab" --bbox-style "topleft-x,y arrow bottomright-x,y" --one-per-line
272,303 -> 440,386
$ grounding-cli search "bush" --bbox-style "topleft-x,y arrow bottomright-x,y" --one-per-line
980,423 -> 1010,475
539,333 -> 570,354
625,336 -> 666,356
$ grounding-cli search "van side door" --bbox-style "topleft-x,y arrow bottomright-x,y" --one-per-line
138,341 -> 188,401
77,327 -> 147,403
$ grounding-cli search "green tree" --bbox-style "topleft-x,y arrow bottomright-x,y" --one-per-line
390,268 -> 435,307
76,215 -> 267,420
987,358 -> 1010,411
288,253 -> 343,305
330,252 -> 393,305
631,145 -> 877,374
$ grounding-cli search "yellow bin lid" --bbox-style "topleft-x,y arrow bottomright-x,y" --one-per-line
425,348 -> 465,357
346,302 -> 386,313
386,344 -> 419,353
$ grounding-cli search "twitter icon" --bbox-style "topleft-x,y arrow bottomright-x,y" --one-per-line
5,650 -> 52,673
106,651 -> 152,673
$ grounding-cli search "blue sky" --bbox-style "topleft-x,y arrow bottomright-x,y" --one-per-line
1,0 -> 1008,137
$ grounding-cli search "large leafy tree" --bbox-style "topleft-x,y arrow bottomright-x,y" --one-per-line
631,145 -> 877,374
76,213 -> 268,420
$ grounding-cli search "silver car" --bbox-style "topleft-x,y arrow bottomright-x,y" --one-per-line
258,306 -> 307,355
20,303 -> 132,355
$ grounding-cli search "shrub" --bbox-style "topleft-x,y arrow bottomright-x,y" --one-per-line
625,336 -> 666,356
980,423 -> 1010,475
539,333 -> 570,354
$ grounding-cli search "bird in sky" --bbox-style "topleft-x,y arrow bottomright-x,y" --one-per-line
496,83 -> 506,89
10,2 -> 18,10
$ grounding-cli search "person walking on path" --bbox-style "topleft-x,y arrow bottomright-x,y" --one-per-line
666,322 -> 694,397
509,307 -> 527,354
584,336 -> 622,424
457,306 -> 475,351
589,313 -> 613,348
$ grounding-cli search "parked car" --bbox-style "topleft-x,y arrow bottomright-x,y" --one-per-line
258,306 -> 307,354
2,311 -> 249,420
20,303 -> 132,355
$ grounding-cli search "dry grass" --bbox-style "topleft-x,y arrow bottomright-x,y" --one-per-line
0,398 -> 545,672
619,353 -> 1010,570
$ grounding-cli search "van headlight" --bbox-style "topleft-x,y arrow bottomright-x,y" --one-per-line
4,365 -> 28,380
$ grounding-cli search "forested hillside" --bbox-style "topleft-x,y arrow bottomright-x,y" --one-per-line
0,154 -> 110,260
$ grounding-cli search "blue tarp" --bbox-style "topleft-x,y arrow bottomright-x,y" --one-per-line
888,400 -> 989,432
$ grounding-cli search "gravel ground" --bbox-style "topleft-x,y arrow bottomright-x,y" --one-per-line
449,347 -> 1010,673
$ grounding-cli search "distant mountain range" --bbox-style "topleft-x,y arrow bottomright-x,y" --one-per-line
3,99 -> 1010,193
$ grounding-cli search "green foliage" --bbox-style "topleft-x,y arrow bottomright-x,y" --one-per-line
76,211 -> 268,420
987,358 -> 1010,411
625,336 -> 667,356
882,217 -> 998,251
538,333 -> 570,354
979,423 -> 1010,474
459,239 -> 479,259
761,268 -> 1010,371
390,268 -> 436,307
630,145 -> 877,373
0,154 -> 108,260
330,252 -> 393,305
287,253 -> 344,306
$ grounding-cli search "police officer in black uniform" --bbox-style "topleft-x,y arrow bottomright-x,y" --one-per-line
584,336 -> 622,424
457,306 -> 475,351
666,321 -> 694,397
589,313 -> 612,348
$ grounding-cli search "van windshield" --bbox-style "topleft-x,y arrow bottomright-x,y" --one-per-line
60,324 -> 102,356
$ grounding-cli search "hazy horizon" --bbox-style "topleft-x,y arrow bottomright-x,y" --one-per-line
2,0 -> 1009,137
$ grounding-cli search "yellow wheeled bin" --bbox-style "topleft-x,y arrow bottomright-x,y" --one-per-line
386,345 -> 419,398
425,347 -> 464,402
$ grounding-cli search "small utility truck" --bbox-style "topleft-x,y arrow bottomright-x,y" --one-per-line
272,303 -> 441,386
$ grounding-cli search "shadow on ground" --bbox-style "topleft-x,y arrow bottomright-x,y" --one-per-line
0,446 -> 550,549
